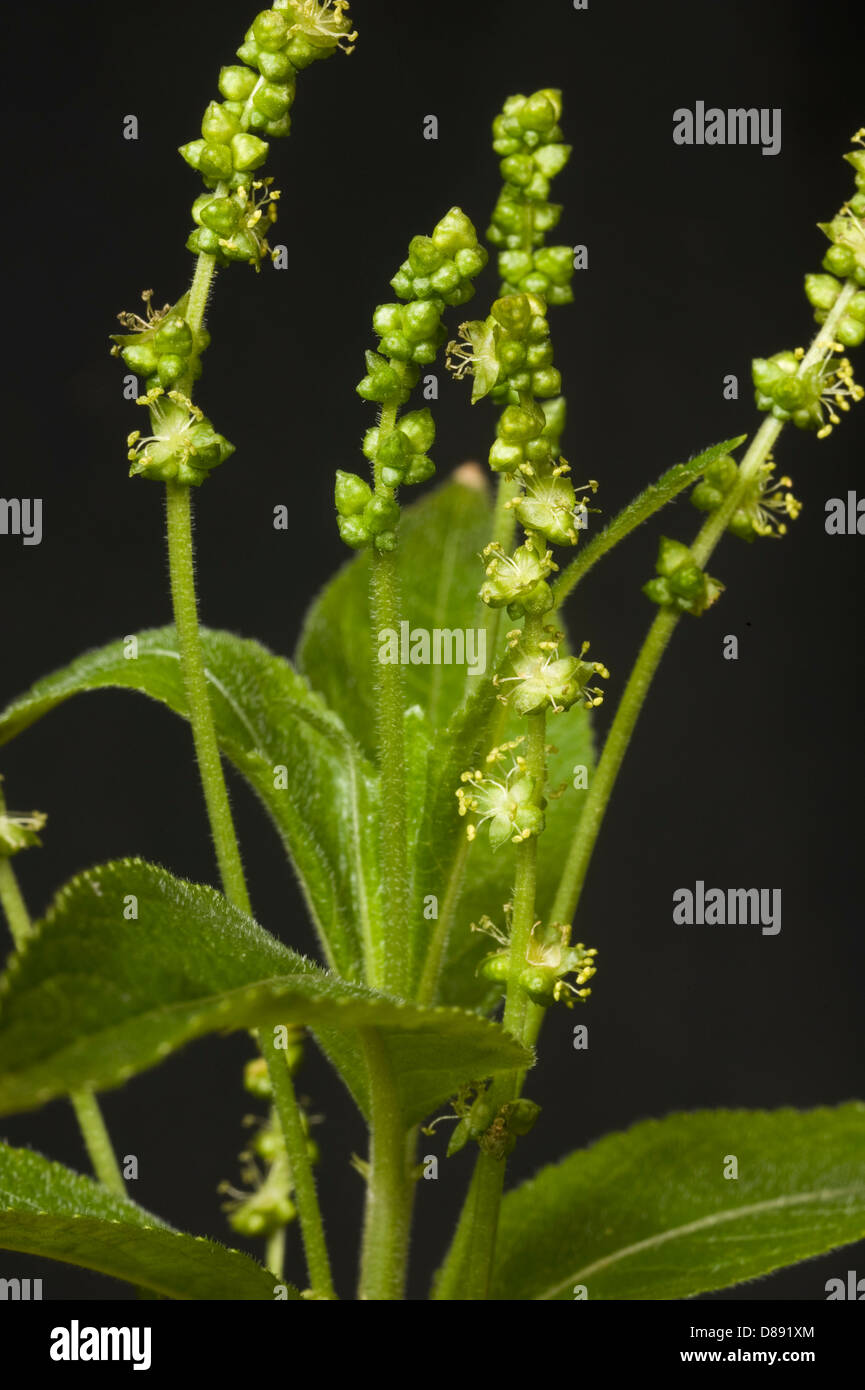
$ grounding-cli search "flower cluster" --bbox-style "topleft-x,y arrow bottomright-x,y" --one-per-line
487,89 -> 574,306
390,209 -> 489,307
111,291 -> 209,392
428,1083 -> 541,1160
456,740 -> 545,851
220,1050 -> 316,1239
336,210 -> 485,551
126,389 -> 235,486
691,456 -> 802,541
753,132 -> 865,434
180,3 -> 355,267
752,349 -> 864,435
476,910 -> 599,1009
643,537 -> 723,616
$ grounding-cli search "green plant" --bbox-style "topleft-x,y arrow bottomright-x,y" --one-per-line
0,4 -> 864,1301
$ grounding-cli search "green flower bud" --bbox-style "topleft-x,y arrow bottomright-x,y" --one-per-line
253,81 -> 294,119
498,402 -> 545,443
337,514 -> 371,549
402,298 -> 444,341
432,207 -> 478,254
120,342 -> 160,376
231,132 -> 269,171
364,495 -> 400,535
836,315 -> 865,348
199,141 -> 235,181
218,65 -> 259,101
398,408 -> 435,453
823,243 -> 855,277
154,318 -> 193,355
200,196 -> 243,235
186,227 -> 221,255
519,91 -> 559,131
402,453 -> 435,485
849,292 -> 865,324
408,235 -> 444,275
533,143 -> 571,178
236,39 -> 261,69
258,48 -> 296,80
252,8 -> 288,50
156,353 -> 186,387
335,470 -> 372,516
805,272 -> 842,312
356,350 -> 403,402
201,101 -> 241,144
372,303 -> 403,336
507,1099 -> 541,1135
488,438 -> 524,473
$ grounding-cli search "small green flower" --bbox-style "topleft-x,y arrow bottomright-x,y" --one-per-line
477,910 -> 599,1009
0,807 -> 47,857
456,741 -> 545,850
643,536 -> 723,616
127,389 -> 234,486
498,634 -> 608,715
479,537 -> 556,609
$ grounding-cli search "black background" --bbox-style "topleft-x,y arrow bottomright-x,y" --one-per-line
1,0 -> 863,1301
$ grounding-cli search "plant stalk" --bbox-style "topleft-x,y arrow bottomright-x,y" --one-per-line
369,400 -> 409,994
358,1030 -> 415,1299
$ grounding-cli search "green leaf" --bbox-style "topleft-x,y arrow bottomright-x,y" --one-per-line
0,861 -> 531,1127
487,1106 -> 865,1300
0,1141 -> 287,1299
0,626 -> 380,981
297,471 -> 499,757
553,436 -> 748,607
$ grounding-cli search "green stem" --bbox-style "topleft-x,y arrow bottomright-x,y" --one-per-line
369,400 -> 409,993
167,259 -> 335,1292
165,480 -> 251,913
358,1030 -> 415,1300
266,1226 -> 286,1279
0,858 -> 31,948
0,795 -> 125,1197
69,1090 -> 126,1197
261,1033 -> 334,1299
550,278 -> 860,929
448,633 -> 548,1301
164,481 -> 334,1295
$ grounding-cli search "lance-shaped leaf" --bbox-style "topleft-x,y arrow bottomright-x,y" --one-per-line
0,626 -> 380,982
0,861 -> 531,1126
0,1142 -> 288,1300
553,436 -> 748,606
484,1106 -> 865,1300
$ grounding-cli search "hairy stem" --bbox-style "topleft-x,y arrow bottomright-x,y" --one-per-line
69,1090 -> 126,1197
261,1032 -> 334,1298
447,624 -> 548,1300
369,400 -> 409,993
165,481 -> 251,913
358,1030 -> 415,1300
551,278 -> 860,929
